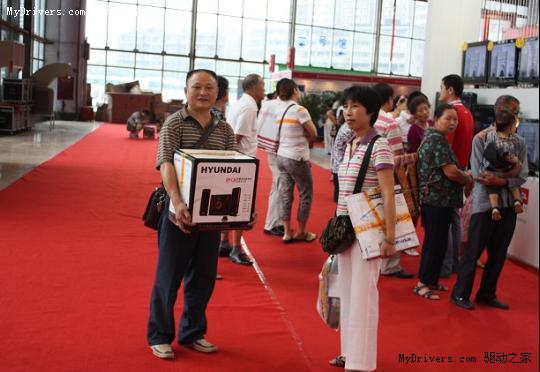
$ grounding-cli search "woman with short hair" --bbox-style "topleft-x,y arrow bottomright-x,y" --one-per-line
414,104 -> 472,300
330,85 -> 396,371
273,79 -> 319,242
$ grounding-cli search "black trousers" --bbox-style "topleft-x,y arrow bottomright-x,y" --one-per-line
452,208 -> 517,301
147,209 -> 220,345
418,204 -> 453,286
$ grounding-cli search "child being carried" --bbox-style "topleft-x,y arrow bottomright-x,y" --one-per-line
482,110 -> 524,221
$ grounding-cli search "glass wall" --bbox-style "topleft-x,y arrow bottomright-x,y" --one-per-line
32,0 -> 47,73
0,0 -> 47,77
86,0 -> 192,104
86,0 -> 427,104
378,0 -> 427,76
295,0 -> 378,71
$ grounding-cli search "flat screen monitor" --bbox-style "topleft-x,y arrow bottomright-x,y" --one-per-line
516,119 -> 539,174
518,37 -> 539,84
462,41 -> 489,85
488,40 -> 518,85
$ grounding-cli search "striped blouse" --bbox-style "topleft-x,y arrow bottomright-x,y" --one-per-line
374,110 -> 404,155
156,106 -> 236,170
336,127 -> 394,216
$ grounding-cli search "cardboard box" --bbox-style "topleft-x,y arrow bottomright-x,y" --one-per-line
346,185 -> 419,259
170,149 -> 259,231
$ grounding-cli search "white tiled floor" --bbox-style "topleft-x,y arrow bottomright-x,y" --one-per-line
0,120 -> 101,191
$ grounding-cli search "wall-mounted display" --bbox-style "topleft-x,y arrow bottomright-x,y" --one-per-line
488,40 -> 518,85
462,41 -> 490,85
518,37 -> 539,85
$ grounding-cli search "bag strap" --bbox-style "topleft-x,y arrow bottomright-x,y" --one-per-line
352,135 -> 381,194
275,103 -> 296,151
192,118 -> 218,149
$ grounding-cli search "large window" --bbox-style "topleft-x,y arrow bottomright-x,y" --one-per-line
86,0 -> 427,105
377,0 -> 426,75
86,0 -> 192,104
479,0 -> 538,41
32,0 -> 47,73
194,0 -> 291,100
0,0 -> 47,77
295,0 -> 377,73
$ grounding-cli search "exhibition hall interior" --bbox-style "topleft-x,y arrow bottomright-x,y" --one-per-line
0,0 -> 538,371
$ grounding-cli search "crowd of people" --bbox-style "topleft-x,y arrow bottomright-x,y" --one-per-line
145,69 -> 528,372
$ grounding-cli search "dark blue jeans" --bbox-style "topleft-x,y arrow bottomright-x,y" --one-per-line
147,209 -> 220,346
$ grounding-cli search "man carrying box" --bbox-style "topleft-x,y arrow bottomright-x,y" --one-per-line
147,69 -> 238,360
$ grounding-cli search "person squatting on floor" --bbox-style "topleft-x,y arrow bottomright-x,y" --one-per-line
126,109 -> 151,139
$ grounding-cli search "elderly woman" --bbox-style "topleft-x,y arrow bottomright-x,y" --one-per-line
406,96 -> 432,154
330,85 -> 396,372
414,103 -> 472,300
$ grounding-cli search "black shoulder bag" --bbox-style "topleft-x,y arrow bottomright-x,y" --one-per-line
320,135 -> 380,254
142,121 -> 218,230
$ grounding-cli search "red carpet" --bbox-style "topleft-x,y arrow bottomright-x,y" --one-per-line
244,151 -> 539,371
0,124 -> 537,371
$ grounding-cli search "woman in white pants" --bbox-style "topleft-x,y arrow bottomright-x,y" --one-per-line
324,109 -> 337,154
332,85 -> 396,372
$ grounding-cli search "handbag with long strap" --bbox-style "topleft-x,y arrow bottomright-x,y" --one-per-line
142,120 -> 219,230
257,103 -> 296,153
320,134 -> 381,254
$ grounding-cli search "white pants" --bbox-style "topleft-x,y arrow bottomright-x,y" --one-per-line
264,152 -> 281,230
324,121 -> 334,154
338,241 -> 381,371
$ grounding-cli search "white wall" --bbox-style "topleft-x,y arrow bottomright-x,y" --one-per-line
422,1 -> 539,120
421,0 -> 483,102
466,87 -> 539,118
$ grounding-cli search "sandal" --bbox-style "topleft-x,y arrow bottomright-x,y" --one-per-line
491,207 -> 502,221
329,355 -> 346,368
292,231 -> 317,242
413,285 -> 440,300
514,200 -> 524,214
428,283 -> 448,292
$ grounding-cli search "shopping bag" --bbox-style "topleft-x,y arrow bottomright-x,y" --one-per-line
346,186 -> 419,259
316,255 -> 340,329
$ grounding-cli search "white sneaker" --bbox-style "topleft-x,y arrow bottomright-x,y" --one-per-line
187,338 -> 218,353
404,248 -> 420,256
150,344 -> 174,359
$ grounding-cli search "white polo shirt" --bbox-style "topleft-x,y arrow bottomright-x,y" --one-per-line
228,93 -> 259,156
257,99 -> 312,161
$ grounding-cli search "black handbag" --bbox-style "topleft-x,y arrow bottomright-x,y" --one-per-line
320,135 -> 380,254
142,120 -> 218,230
142,185 -> 166,229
